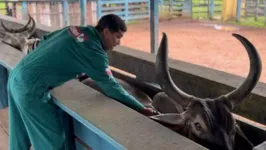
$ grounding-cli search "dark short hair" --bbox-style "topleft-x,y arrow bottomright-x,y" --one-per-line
95,14 -> 127,33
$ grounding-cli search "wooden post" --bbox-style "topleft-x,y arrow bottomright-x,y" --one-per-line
169,0 -> 172,20
222,0 -> 237,21
264,0 -> 266,25
236,0 -> 242,21
12,2 -> 16,18
150,0 -> 159,54
124,0 -> 128,23
255,0 -> 259,21
91,1 -> 97,25
62,0 -> 69,26
80,0 -> 87,26
209,0 -> 214,19
97,0 -> 101,21
5,2 -> 11,16
21,1 -> 28,19
189,0 -> 193,17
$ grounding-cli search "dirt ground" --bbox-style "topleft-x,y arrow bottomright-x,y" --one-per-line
120,18 -> 266,83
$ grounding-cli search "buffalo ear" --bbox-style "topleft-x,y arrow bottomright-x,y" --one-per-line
234,124 -> 254,150
152,92 -> 184,113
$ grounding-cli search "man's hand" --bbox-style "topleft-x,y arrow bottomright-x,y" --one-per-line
141,107 -> 160,116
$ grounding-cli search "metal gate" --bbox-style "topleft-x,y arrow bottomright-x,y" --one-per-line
159,0 -> 192,19
159,0 -> 223,20
192,0 -> 223,20
241,0 -> 266,22
97,0 -> 150,23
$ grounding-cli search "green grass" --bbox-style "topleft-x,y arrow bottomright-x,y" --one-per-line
184,0 -> 266,28
126,20 -> 141,25
191,0 -> 223,19
227,16 -> 266,28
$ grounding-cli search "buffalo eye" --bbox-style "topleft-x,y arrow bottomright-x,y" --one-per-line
194,122 -> 202,131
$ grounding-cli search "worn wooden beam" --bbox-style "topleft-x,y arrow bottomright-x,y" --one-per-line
236,0 -> 242,21
79,0 -> 87,26
62,0 -> 69,26
21,1 -> 28,19
150,0 -> 159,54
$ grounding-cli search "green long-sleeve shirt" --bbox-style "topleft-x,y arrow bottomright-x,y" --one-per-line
11,25 -> 145,111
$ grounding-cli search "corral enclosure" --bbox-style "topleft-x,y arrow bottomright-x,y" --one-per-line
0,0 -> 266,118
0,0 -> 265,27
0,0 -> 265,112
0,14 -> 266,149
0,1 -> 266,149
121,18 -> 266,83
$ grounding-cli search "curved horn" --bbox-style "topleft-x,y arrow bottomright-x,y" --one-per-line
155,32 -> 194,107
2,32 -> 21,48
21,16 -> 36,38
1,14 -> 32,33
224,34 -> 262,108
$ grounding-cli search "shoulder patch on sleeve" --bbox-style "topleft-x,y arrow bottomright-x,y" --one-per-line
105,68 -> 113,76
68,26 -> 88,42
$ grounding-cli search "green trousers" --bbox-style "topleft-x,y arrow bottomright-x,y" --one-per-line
8,76 -> 70,150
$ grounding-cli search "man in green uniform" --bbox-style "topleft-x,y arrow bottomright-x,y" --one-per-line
7,14 -> 157,150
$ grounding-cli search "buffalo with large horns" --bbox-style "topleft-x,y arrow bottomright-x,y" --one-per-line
0,17 -> 261,149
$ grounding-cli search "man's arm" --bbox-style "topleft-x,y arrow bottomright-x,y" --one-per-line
86,66 -> 160,116
83,52 -> 145,111
86,66 -> 145,111
75,27 -> 157,115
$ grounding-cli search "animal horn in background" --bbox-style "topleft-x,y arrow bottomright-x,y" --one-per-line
24,15 -> 36,38
224,34 -> 262,108
155,33 -> 261,109
1,14 -> 33,33
155,32 -> 195,107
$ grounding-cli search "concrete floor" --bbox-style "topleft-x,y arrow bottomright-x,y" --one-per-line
0,108 -> 9,150
0,108 -> 34,150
